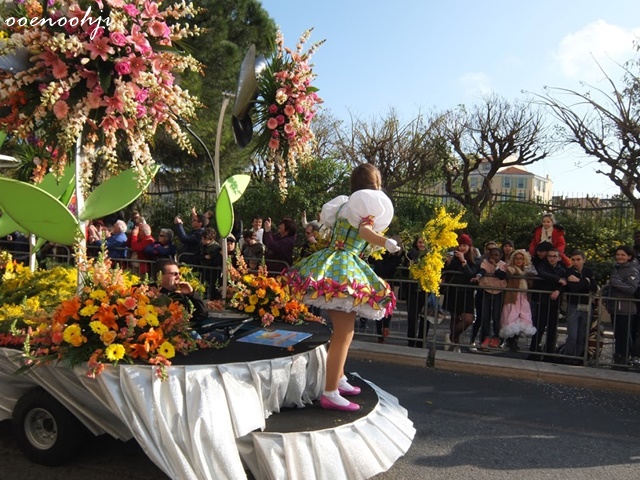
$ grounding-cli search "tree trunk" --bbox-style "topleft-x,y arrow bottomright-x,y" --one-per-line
634,200 -> 640,222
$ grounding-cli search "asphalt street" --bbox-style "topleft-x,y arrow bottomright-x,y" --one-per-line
0,358 -> 639,479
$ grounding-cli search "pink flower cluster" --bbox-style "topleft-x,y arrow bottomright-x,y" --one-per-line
255,29 -> 324,193
0,0 -> 203,186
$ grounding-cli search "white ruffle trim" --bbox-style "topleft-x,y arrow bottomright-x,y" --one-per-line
500,322 -> 536,338
239,374 -> 416,480
303,294 -> 388,320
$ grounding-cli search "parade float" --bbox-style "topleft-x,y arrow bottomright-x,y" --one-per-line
0,2 -> 414,478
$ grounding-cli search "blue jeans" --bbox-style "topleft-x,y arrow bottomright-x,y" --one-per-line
564,303 -> 589,358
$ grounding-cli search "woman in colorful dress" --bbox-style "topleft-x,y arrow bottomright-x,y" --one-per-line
286,164 -> 400,412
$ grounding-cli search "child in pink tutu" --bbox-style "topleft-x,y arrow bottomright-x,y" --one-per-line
500,249 -> 536,350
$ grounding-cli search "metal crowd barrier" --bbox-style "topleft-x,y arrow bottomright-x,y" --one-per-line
3,246 -> 638,371
355,269 -> 639,372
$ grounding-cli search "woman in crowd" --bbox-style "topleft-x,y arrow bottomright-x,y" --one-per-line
606,245 -> 640,365
528,212 -> 571,266
442,234 -> 478,349
406,236 -> 430,348
501,239 -> 515,262
263,217 -> 297,273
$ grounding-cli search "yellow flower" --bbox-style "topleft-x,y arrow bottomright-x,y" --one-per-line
410,207 -> 467,295
105,343 -> 125,361
80,305 -> 100,317
245,305 -> 256,313
90,289 -> 108,301
256,288 -> 266,298
271,306 -> 280,317
249,295 -> 259,305
145,313 -> 159,327
158,341 -> 175,359
89,321 -> 108,335
63,324 -> 82,344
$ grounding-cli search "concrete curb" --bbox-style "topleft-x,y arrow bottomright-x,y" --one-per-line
349,340 -> 640,395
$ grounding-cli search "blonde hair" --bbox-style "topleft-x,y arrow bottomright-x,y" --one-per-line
508,249 -> 531,268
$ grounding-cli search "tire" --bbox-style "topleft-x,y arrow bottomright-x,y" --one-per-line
12,387 -> 89,466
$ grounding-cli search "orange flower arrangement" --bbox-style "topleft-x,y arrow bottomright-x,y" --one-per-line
226,255 -> 323,327
24,255 -> 223,380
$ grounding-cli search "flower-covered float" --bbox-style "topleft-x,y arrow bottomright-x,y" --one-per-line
0,2 -> 415,474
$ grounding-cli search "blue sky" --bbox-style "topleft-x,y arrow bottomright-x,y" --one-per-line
259,0 -> 640,196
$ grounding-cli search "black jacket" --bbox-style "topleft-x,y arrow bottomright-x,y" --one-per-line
564,266 -> 597,305
159,286 -> 208,324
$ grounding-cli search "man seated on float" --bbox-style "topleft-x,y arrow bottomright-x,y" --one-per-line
155,258 -> 208,326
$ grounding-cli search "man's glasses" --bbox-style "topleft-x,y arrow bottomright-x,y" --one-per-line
164,271 -> 180,277
547,255 -> 559,258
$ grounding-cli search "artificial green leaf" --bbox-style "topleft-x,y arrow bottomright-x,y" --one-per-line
215,186 -> 234,238
0,178 -> 81,245
221,174 -> 251,203
0,208 -> 25,237
79,166 -> 159,221
0,131 -> 6,149
38,163 -> 75,199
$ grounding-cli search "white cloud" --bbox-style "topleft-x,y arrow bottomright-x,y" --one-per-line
553,20 -> 640,82
458,72 -> 493,98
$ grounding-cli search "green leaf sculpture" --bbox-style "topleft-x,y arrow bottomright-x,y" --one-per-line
221,174 -> 251,203
215,185 -> 234,239
79,165 -> 159,221
0,208 -> 24,238
0,178 -> 81,245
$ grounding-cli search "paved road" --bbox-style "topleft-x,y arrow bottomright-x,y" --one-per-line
1,359 -> 639,479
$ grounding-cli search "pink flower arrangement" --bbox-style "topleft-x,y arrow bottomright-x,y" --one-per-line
0,0 -> 203,186
254,29 -> 324,193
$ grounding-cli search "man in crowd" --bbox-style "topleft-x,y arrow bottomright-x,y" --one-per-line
529,246 -> 567,360
174,213 -> 205,259
156,258 -> 208,325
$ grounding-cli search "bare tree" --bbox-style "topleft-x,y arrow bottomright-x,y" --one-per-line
437,94 -> 551,217
538,62 -> 640,219
333,109 -> 447,194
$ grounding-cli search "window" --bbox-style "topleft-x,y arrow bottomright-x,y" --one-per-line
502,176 -> 511,188
517,177 -> 526,189
470,177 -> 478,189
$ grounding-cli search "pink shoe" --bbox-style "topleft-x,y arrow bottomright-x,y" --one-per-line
338,385 -> 361,396
320,395 -> 360,412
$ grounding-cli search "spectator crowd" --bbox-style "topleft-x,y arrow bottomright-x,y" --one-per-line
2,207 -> 640,368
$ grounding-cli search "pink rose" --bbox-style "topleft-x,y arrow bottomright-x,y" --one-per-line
284,123 -> 294,135
136,105 -> 147,118
123,4 -> 140,16
267,117 -> 278,130
284,105 -> 295,117
268,104 -> 278,114
114,60 -> 131,75
276,115 -> 285,125
134,88 -> 149,102
110,32 -> 127,47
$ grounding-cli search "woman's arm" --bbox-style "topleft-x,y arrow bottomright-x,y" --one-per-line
358,224 -> 388,247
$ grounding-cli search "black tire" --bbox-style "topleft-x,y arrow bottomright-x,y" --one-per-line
12,387 -> 89,466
